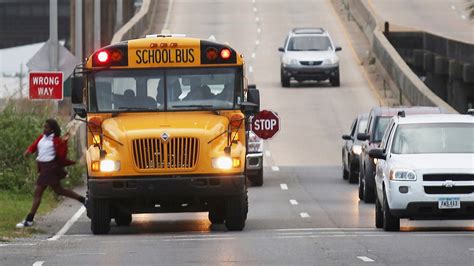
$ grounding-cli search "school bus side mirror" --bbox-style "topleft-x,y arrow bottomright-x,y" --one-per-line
247,85 -> 260,110
71,76 -> 84,104
73,106 -> 87,118
240,102 -> 259,116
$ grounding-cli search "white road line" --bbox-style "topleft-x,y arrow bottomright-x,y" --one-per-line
289,199 -> 299,205
265,150 -> 271,157
48,206 -> 85,241
0,243 -> 37,247
280,183 -> 288,190
451,5 -> 456,10
163,237 -> 234,242
253,7 -> 258,12
255,40 -> 260,45
32,261 -> 44,266
469,248 -> 474,251
251,52 -> 256,58
461,15 -> 467,20
272,227 -> 376,232
357,256 -> 375,262
248,65 -> 253,73
255,17 -> 260,22
300,212 -> 310,218
161,0 -> 174,32
272,166 -> 280,171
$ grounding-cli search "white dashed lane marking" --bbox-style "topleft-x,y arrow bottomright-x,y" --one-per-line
265,150 -> 271,157
289,199 -> 299,205
280,183 -> 288,190
357,256 -> 375,262
32,261 -> 44,266
271,166 -> 280,171
300,212 -> 310,218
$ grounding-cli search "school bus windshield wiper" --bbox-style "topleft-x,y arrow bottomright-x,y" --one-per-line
117,107 -> 155,111
171,105 -> 220,114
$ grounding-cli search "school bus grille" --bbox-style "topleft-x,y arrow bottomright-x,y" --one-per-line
132,137 -> 199,170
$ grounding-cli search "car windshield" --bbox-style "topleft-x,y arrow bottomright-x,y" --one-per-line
373,117 -> 391,142
391,123 -> 474,154
88,67 -> 240,112
357,117 -> 368,134
287,36 -> 333,51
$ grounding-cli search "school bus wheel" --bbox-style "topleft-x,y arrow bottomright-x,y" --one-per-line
90,198 -> 111,235
224,191 -> 248,231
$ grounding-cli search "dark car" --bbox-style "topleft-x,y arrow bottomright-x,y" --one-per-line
342,113 -> 368,183
357,106 -> 445,203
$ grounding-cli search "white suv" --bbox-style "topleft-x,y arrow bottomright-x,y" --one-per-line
370,114 -> 474,231
278,27 -> 341,87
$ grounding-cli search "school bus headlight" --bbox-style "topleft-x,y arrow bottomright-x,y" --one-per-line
212,157 -> 233,170
95,160 -> 121,172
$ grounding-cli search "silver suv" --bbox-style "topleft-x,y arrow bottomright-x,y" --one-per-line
279,28 -> 341,87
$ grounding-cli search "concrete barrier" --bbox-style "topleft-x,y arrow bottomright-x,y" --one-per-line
342,0 -> 458,113
111,0 -> 155,44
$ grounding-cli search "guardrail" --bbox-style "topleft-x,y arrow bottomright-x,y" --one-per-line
340,0 -> 458,113
111,0 -> 155,44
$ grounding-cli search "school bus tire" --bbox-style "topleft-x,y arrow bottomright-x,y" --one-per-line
224,192 -> 248,231
115,212 -> 132,226
90,198 -> 111,235
208,204 -> 225,224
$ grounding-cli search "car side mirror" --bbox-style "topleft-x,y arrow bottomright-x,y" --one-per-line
369,149 -> 386,160
71,76 -> 84,104
357,133 -> 370,141
342,134 -> 352,140
278,47 -> 285,52
335,47 -> 342,52
73,106 -> 87,118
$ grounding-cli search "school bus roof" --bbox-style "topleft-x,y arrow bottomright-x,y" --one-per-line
85,36 -> 244,69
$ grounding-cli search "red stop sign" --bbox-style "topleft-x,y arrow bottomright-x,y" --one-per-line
251,110 -> 280,139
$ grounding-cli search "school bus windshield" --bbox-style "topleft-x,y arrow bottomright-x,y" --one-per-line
88,67 -> 242,113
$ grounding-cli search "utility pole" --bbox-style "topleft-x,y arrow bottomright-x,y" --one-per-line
116,0 -> 123,31
75,0 -> 83,62
94,0 -> 101,50
49,0 -> 58,113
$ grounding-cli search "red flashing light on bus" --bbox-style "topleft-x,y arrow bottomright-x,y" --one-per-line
97,51 -> 109,63
220,48 -> 231,60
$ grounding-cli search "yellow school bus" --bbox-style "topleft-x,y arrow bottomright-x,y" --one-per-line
71,34 -> 260,234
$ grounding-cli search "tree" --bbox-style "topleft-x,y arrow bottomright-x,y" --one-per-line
468,0 -> 474,19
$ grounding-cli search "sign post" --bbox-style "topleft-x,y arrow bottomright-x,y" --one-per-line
28,71 -> 64,100
251,110 -> 280,140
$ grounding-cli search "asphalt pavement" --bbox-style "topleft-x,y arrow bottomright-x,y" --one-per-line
2,0 -> 474,265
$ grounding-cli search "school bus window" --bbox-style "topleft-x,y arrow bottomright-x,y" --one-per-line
88,69 -> 164,112
167,67 -> 239,111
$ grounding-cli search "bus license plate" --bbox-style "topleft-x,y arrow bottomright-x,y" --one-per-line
438,198 -> 460,209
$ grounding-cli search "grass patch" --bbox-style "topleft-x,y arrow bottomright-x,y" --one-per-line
0,189 -> 59,241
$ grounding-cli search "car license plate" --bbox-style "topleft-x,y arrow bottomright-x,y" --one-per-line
438,197 -> 460,209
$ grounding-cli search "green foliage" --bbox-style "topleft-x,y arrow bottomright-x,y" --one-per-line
0,101 -> 84,192
468,0 -> 474,19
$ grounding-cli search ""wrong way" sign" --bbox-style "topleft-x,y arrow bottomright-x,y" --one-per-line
29,71 -> 63,100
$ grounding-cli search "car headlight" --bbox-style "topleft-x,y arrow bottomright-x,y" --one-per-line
212,157 -> 240,170
389,169 -> 417,181
248,131 -> 263,153
282,57 -> 299,66
352,145 -> 362,155
99,160 -> 121,172
323,57 -> 339,65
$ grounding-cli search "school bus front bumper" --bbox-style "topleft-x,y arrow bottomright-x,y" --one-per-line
88,174 -> 246,199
